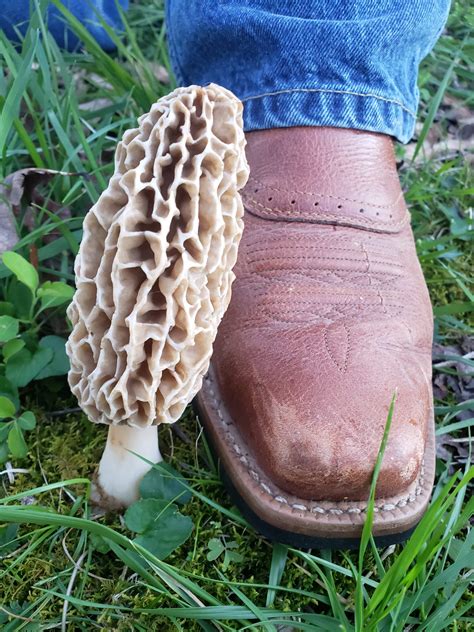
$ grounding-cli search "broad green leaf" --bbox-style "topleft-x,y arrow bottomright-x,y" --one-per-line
0,315 -> 19,342
0,395 -> 16,418
0,377 -> 19,410
124,498 -> 177,533
223,549 -> 244,571
0,301 -> 15,317
17,411 -> 36,431
124,498 -> 194,560
139,461 -> 192,505
89,533 -> 110,554
36,335 -> 69,379
6,280 -> 33,319
5,347 -> 53,387
2,251 -> 39,292
3,338 -> 25,361
7,422 -> 28,458
0,523 -> 19,554
207,537 -> 225,561
37,281 -> 75,310
0,423 -> 11,442
133,512 -> 194,560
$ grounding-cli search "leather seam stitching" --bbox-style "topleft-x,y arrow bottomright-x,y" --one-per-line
248,254 -> 405,268
248,175 -> 405,210
203,374 -> 425,514
251,271 -> 402,285
248,243 -> 402,256
243,197 -> 410,229
260,309 -> 403,326
260,299 -> 404,309
323,322 -> 350,373
241,87 -> 417,118
241,279 -> 406,302
242,279 -> 407,304
247,243 -> 404,261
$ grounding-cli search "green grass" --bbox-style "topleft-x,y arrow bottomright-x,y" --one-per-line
0,1 -> 473,630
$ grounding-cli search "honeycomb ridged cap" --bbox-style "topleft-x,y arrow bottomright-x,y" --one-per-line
66,84 -> 249,427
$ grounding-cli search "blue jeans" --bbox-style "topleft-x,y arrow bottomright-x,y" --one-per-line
166,0 -> 451,143
0,0 -> 128,51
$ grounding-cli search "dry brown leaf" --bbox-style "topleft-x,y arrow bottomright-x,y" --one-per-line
0,168 -> 82,254
433,338 -> 473,488
0,198 -> 17,254
79,98 -> 114,113
149,62 -> 170,84
404,137 -> 474,162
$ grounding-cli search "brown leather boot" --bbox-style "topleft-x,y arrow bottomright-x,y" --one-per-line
196,127 -> 435,548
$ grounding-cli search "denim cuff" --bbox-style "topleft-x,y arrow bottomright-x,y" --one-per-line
241,88 -> 416,144
166,0 -> 451,145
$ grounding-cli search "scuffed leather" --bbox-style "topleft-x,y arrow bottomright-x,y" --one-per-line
211,127 -> 434,502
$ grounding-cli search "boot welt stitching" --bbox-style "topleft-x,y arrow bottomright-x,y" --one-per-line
203,374 -> 426,515
248,175 -> 405,210
244,197 -> 410,229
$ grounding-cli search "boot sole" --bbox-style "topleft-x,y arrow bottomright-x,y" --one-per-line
194,365 -> 435,549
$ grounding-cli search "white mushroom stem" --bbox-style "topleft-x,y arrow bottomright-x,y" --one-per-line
92,425 -> 162,508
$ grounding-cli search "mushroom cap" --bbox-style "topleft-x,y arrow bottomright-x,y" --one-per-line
66,84 -> 249,427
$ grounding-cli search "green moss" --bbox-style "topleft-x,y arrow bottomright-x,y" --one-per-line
0,401 -> 356,628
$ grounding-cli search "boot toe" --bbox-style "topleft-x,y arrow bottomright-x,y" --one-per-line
214,325 -> 431,502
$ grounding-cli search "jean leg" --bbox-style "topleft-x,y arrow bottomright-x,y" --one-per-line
166,0 -> 451,142
0,0 -> 129,51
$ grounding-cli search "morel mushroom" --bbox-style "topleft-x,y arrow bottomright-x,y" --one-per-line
66,84 -> 249,508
